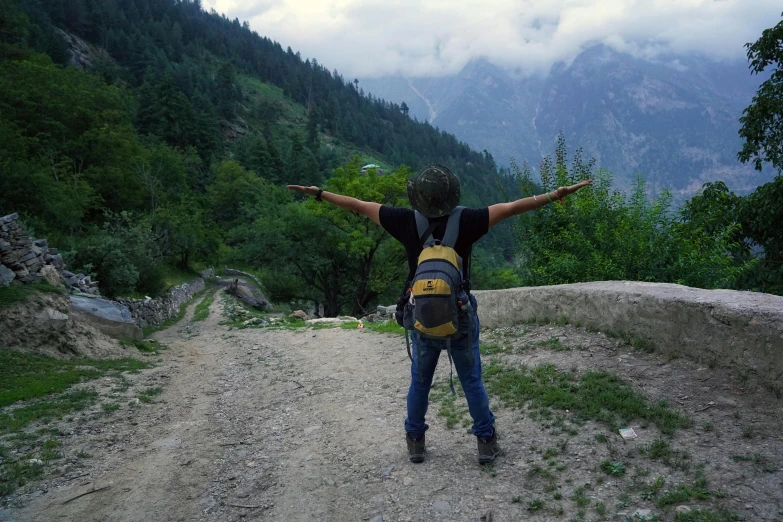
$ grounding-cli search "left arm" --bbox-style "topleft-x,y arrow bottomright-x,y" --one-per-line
287,185 -> 381,226
487,180 -> 593,228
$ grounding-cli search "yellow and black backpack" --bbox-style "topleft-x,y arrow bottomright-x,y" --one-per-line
402,207 -> 474,393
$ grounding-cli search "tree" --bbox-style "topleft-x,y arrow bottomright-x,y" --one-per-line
400,101 -> 409,117
738,13 -> 783,172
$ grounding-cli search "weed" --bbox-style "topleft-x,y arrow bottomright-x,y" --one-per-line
137,386 -> 163,404
480,462 -> 497,477
527,499 -> 545,512
512,496 -> 521,503
595,501 -> 606,517
600,460 -> 626,476
74,450 -> 91,459
594,434 -> 608,443
543,447 -> 559,459
534,337 -> 570,351
571,486 -> 590,507
702,423 -> 714,432
639,440 -> 691,471
741,425 -> 754,438
102,402 -> 120,413
553,492 -> 563,500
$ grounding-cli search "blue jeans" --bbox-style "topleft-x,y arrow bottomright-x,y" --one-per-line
404,295 -> 495,439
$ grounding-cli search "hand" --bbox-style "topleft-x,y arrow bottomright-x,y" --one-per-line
287,185 -> 319,196
555,179 -> 593,199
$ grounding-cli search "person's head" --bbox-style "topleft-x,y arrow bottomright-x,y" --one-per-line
407,164 -> 461,218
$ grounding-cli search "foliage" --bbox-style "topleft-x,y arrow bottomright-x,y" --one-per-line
738,13 -> 783,172
511,135 -> 756,290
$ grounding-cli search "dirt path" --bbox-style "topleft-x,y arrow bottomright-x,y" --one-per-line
8,292 -> 783,521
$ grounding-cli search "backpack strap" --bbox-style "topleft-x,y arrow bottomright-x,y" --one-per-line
414,211 -> 438,246
440,206 -> 464,248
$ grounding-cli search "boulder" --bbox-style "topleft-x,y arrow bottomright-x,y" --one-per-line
40,265 -> 62,287
69,296 -> 142,340
0,264 -> 15,286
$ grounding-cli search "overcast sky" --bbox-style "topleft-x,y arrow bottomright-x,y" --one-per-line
203,0 -> 781,78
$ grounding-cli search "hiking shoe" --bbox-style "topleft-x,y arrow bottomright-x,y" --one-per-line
477,432 -> 501,464
406,433 -> 425,463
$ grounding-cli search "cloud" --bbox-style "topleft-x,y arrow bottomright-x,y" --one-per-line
204,0 -> 782,78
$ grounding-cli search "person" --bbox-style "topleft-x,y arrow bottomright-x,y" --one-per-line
288,165 -> 592,464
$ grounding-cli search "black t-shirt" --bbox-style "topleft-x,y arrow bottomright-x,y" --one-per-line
379,206 -> 489,280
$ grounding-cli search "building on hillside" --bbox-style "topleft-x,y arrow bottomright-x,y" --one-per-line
360,164 -> 384,175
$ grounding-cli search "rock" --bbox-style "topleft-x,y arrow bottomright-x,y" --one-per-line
432,501 -> 451,515
0,264 -> 14,286
403,477 -> 414,486
40,265 -> 61,287
675,506 -> 692,514
293,310 -> 308,320
632,509 -> 652,518
381,465 -> 395,478
28,459 -> 43,466
369,516 -> 384,522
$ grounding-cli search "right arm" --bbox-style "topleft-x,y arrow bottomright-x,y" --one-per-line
487,180 -> 593,228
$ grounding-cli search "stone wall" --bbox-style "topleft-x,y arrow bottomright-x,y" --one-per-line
0,213 -> 97,294
474,281 -> 783,389
116,279 -> 205,329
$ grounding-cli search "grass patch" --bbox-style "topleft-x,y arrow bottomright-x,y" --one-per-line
639,439 -> 691,471
484,363 -> 691,435
101,402 -> 120,413
0,351 -> 149,409
571,486 -> 590,507
430,380 -> 470,429
120,339 -> 165,354
674,508 -> 740,522
527,499 -> 545,512
480,342 -> 505,355
657,469 -> 714,507
533,337 -> 570,351
137,386 -> 163,403
192,288 -> 217,322
0,454 -> 45,496
0,281 -> 65,309
0,390 -> 99,434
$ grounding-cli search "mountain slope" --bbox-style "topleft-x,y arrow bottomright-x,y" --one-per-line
362,47 -> 772,197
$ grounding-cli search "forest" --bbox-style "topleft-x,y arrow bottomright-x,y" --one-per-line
1,0 -> 781,315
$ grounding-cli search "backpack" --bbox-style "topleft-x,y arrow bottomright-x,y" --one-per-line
400,207 -> 474,394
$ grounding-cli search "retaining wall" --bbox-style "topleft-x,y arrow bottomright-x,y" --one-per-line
474,281 -> 783,388
116,279 -> 205,329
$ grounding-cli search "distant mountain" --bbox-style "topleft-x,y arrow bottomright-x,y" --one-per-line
362,46 -> 773,199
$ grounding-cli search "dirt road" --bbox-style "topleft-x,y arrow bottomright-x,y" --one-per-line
8,293 -> 783,521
